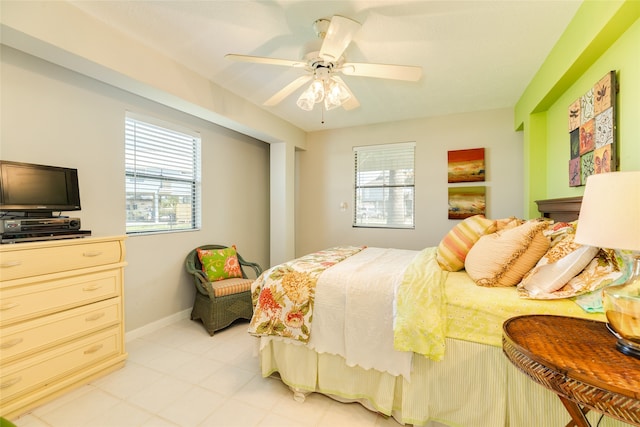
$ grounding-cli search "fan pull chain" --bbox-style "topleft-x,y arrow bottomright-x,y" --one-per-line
321,105 -> 325,124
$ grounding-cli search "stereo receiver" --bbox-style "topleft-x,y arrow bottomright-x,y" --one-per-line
1,217 -> 81,234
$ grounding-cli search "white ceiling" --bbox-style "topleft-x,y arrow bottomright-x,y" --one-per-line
68,0 -> 581,132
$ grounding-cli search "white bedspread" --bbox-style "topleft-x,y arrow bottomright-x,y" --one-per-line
306,247 -> 418,379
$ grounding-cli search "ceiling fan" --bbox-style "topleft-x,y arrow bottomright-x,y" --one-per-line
225,15 -> 423,112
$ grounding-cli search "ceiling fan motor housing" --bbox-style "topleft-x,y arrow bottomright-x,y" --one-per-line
313,19 -> 331,39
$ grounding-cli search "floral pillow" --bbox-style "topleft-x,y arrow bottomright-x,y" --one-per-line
436,215 -> 497,272
539,248 -> 623,300
197,245 -> 243,282
517,222 -> 599,298
465,220 -> 550,287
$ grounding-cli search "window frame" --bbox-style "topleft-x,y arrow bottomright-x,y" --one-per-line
125,113 -> 201,235
353,142 -> 416,229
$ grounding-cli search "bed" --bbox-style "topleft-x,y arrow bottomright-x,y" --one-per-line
248,198 -> 632,427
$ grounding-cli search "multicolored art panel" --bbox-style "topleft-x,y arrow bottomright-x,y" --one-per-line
580,151 -> 594,184
579,119 -> 594,155
580,88 -> 594,124
594,144 -> 612,174
570,129 -> 580,159
568,71 -> 617,186
447,148 -> 485,183
594,73 -> 614,115
568,99 -> 581,132
595,107 -> 614,148
569,158 -> 581,187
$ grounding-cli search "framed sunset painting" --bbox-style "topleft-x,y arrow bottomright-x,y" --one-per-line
447,148 -> 485,183
448,186 -> 486,219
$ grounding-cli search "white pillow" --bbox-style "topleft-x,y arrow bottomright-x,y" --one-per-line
517,223 -> 599,298
518,245 -> 599,297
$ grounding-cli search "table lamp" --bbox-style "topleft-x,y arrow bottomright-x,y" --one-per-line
574,171 -> 640,359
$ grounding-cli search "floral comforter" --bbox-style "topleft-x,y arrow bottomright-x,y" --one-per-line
248,246 -> 365,342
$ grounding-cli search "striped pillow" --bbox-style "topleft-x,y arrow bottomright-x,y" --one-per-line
436,215 -> 497,271
211,277 -> 253,297
465,220 -> 550,287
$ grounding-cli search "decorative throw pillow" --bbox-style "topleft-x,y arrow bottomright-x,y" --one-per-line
543,248 -> 623,300
465,220 -> 550,287
495,216 -> 524,231
436,215 -> 497,272
197,246 -> 243,282
517,222 -> 599,298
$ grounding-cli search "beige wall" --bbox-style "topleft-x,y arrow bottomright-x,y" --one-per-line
0,45 -> 527,332
0,0 -> 304,267
0,46 -> 270,331
296,108 -> 524,256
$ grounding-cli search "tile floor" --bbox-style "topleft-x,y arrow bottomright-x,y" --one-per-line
11,318 -> 421,427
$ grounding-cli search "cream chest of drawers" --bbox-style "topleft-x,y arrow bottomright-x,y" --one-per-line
0,236 -> 127,419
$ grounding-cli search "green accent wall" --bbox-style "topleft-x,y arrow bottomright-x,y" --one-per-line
514,0 -> 640,218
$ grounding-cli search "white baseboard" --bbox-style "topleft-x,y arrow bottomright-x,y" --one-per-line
125,308 -> 191,342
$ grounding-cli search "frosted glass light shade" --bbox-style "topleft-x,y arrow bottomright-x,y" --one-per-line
296,76 -> 351,111
324,79 -> 351,110
296,79 -> 325,111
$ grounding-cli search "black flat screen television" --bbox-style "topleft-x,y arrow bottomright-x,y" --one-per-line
0,160 -> 81,217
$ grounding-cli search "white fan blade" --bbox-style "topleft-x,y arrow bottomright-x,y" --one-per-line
319,16 -> 361,61
264,75 -> 312,106
342,94 -> 360,111
341,62 -> 422,81
332,76 -> 360,110
226,54 -> 306,68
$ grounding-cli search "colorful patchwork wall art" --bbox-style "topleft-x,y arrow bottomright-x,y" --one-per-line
568,71 -> 617,186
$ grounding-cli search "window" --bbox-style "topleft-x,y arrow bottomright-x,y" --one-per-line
353,142 -> 415,228
125,114 -> 201,234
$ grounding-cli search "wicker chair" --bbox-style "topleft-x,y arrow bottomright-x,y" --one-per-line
185,245 -> 262,335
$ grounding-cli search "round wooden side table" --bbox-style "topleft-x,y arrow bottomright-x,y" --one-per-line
503,315 -> 640,427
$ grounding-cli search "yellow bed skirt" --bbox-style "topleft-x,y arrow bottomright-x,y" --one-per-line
259,337 -> 633,427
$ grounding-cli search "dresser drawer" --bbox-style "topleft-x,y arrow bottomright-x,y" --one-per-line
0,298 -> 121,365
0,269 -> 120,327
0,327 -> 121,405
0,239 -> 123,281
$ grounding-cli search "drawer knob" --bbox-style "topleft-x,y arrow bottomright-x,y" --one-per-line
0,376 -> 22,389
0,337 -> 24,349
82,284 -> 102,292
84,344 -> 104,354
0,302 -> 19,311
85,312 -> 105,322
0,260 -> 22,268
83,251 -> 103,257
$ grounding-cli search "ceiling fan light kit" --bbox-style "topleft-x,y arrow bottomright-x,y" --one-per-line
296,74 -> 352,111
324,79 -> 351,110
226,15 -> 422,113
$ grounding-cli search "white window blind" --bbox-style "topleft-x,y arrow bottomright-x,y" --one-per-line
353,142 -> 415,228
125,114 -> 201,234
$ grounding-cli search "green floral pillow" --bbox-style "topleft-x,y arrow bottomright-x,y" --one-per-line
197,246 -> 243,282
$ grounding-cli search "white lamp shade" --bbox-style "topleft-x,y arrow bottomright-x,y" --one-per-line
574,171 -> 640,251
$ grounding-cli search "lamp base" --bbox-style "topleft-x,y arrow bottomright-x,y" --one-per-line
607,323 -> 640,359
616,338 -> 640,359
